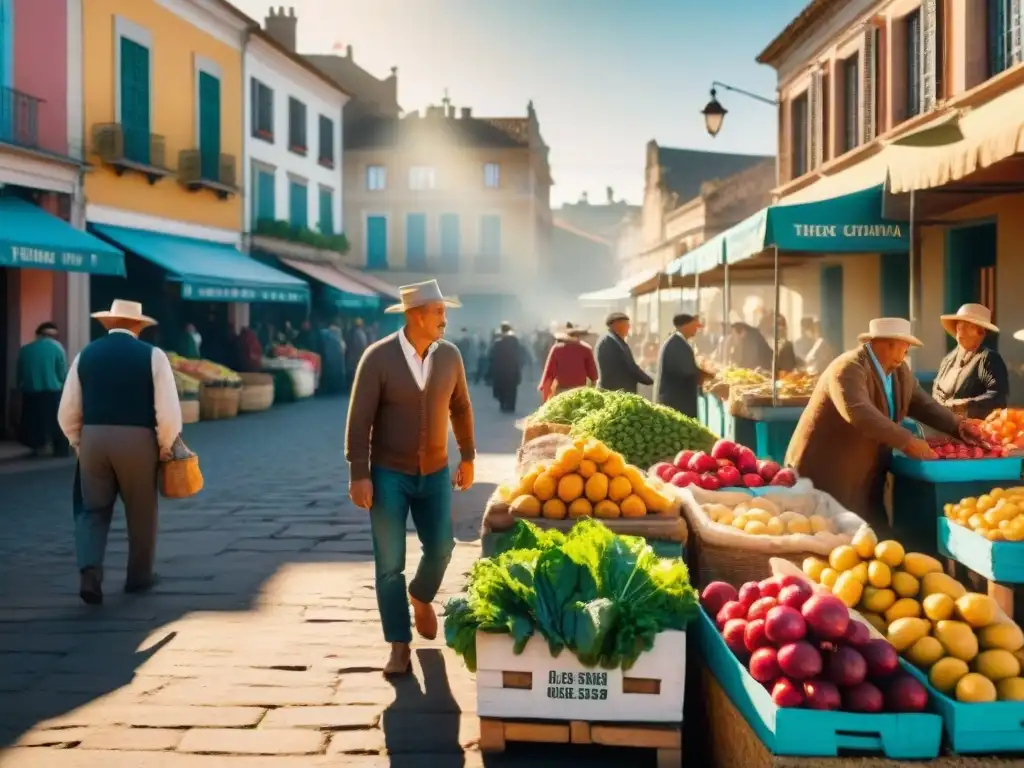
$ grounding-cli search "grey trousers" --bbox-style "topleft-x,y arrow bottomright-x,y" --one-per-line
74,425 -> 159,579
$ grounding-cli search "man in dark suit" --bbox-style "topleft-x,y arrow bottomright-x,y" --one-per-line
595,312 -> 653,394
655,313 -> 704,418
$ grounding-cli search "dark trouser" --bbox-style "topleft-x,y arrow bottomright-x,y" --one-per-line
369,466 -> 454,644
494,378 -> 518,413
74,425 -> 159,582
21,390 -> 68,455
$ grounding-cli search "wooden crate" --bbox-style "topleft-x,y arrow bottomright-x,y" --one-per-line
475,630 -> 686,723
479,716 -> 682,768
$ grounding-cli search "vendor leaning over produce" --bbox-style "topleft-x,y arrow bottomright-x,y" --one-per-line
345,279 -> 476,677
538,321 -> 598,402
655,313 -> 705,418
595,312 -> 654,394
932,304 -> 1009,419
786,318 -> 980,529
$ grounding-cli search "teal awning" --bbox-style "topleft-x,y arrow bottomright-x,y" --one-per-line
726,185 -> 909,266
0,198 -> 125,275
667,231 -> 726,277
91,225 -> 309,304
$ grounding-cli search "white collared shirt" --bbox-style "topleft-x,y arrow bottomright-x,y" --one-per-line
58,329 -> 183,453
398,328 -> 437,390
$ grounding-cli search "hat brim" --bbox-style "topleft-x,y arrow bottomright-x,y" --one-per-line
941,315 -> 999,337
384,297 -> 462,314
91,311 -> 157,326
1014,329 -> 1024,342
857,332 -> 922,347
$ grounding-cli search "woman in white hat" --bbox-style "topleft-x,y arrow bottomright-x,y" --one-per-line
932,304 -> 1008,419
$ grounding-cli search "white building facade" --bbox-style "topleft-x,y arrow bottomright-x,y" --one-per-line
243,32 -> 347,238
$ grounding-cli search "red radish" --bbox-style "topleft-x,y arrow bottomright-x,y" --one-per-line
778,583 -> 813,610
801,595 -> 850,640
771,677 -> 805,708
803,679 -> 841,710
749,647 -> 781,683
688,452 -> 718,474
757,459 -> 781,481
717,465 -> 742,487
742,473 -> 766,488
885,673 -> 929,712
711,439 -> 739,461
859,639 -> 900,678
700,473 -> 722,491
778,641 -> 823,680
826,645 -> 868,687
670,471 -> 698,488
747,597 -> 778,622
701,582 -> 739,616
651,462 -> 676,481
764,605 -> 807,644
673,450 -> 695,470
736,447 -> 758,474
758,578 -> 783,599
844,681 -> 884,713
843,620 -> 872,646
771,468 -> 798,487
737,582 -> 761,608
716,601 -> 747,629
722,619 -> 750,659
744,618 -> 771,652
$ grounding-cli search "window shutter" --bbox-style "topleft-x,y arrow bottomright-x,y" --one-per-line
809,70 -> 824,169
778,100 -> 791,184
921,0 -> 940,111
1011,0 -> 1023,65
120,38 -> 150,164
198,72 -> 221,181
861,26 -> 877,143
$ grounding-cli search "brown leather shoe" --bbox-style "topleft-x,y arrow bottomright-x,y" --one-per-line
383,642 -> 412,677
79,567 -> 103,605
410,596 -> 438,640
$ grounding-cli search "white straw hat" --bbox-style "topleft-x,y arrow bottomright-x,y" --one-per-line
857,317 -> 922,347
941,303 -> 999,337
90,299 -> 157,326
384,279 -> 461,314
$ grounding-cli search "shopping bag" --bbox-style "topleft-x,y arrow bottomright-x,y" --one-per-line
159,436 -> 204,499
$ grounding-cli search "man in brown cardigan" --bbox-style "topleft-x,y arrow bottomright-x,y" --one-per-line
786,318 -> 976,528
345,280 -> 475,676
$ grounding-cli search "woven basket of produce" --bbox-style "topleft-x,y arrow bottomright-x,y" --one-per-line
199,383 -> 241,420
519,419 -> 571,446
179,398 -> 200,424
238,373 -> 275,412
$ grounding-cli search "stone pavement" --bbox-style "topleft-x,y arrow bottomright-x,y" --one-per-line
0,386 -> 651,767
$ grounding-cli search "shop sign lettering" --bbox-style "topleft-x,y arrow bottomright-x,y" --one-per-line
791,223 -> 903,239
9,246 -> 87,269
545,670 -> 609,701
183,284 -> 305,303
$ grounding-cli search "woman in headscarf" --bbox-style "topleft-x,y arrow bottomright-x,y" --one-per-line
932,304 -> 1009,419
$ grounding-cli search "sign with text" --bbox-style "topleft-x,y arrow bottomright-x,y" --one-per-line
0,244 -> 125,276
180,282 -> 308,304
546,670 -> 609,701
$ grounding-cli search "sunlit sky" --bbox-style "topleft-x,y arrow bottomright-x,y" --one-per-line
231,0 -> 809,207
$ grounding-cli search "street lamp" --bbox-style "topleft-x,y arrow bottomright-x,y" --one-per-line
702,81 -> 778,138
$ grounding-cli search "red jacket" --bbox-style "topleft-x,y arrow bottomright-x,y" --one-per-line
539,340 -> 598,401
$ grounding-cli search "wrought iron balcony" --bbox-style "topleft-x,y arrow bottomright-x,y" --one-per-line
177,150 -> 238,199
91,123 -> 172,184
0,85 -> 42,151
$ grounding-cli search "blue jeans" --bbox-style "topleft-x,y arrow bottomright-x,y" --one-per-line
369,465 -> 455,643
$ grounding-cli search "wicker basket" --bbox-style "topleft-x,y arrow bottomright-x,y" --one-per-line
238,373 -> 274,412
686,525 -> 806,587
179,398 -> 200,424
199,384 -> 240,420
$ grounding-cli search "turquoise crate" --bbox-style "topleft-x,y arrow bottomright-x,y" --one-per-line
890,453 -> 1023,483
903,662 -> 1024,753
937,517 -> 1024,583
696,609 -> 942,759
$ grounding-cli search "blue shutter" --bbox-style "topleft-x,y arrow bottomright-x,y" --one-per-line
254,169 -> 275,223
440,213 -> 460,272
198,71 -> 221,181
366,216 -> 388,269
479,215 -> 501,272
120,37 -> 151,164
880,252 -> 910,319
406,213 -> 427,270
289,181 -> 307,228
318,188 -> 333,235
820,265 -> 844,353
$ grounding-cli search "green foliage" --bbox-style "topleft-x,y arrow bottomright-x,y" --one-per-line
531,387 -> 609,425
443,519 -> 698,672
254,218 -> 350,254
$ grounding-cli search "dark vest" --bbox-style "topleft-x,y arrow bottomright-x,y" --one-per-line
78,332 -> 157,429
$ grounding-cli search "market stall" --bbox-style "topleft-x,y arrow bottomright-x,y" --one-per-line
167,354 -> 242,421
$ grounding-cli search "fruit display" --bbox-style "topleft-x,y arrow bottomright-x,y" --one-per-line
981,408 -> 1024,452
944,486 -> 1024,541
651,438 -> 798,492
172,369 -> 200,397
167,353 -> 241,385
922,436 -> 1008,460
701,576 -> 929,712
445,518 -> 698,671
804,533 -> 1024,702
529,388 -> 717,470
498,438 -> 676,520
702,495 -> 837,538
740,372 -> 819,401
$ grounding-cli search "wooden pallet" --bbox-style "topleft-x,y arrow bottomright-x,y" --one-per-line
478,715 -> 682,768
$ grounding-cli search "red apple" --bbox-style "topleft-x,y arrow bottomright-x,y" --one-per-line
758,577 -> 783,599
771,677 -> 805,708
700,473 -> 722,491
673,450 -> 695,471
711,439 -> 739,462
722,618 -> 750,659
651,462 -> 676,481
746,596 -> 778,622
701,581 -> 739,616
716,601 -> 747,629
742,473 -> 766,488
717,458 -> 735,468
736,447 -> 758,474
716,465 -> 742,487
744,618 -> 771,652
688,452 -> 719,474
778,583 -> 813,610
770,468 -> 798,487
757,459 -> 781,481
737,582 -> 761,608
670,471 -> 699,488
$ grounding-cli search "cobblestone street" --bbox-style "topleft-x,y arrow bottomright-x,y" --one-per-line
0,386 -> 651,767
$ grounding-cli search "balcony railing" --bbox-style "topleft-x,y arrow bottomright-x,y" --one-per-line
178,150 -> 237,199
0,85 -> 41,151
91,123 -> 172,184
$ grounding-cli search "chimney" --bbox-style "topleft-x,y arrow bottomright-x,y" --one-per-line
425,105 -> 443,118
606,186 -> 614,204
345,44 -> 353,58
264,6 -> 297,52
460,107 -> 472,119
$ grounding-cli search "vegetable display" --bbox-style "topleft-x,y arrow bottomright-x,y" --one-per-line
945,485 -> 1024,541
531,387 -> 610,426
167,353 -> 241,384
651,439 -> 798,492
804,531 -> 1024,702
444,519 -> 698,672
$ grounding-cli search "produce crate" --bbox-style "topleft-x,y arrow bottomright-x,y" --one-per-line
902,663 -> 1024,754
198,383 -> 240,420
937,518 -> 1024,619
891,453 -> 1023,483
475,630 -> 687,723
482,504 -> 687,547
238,373 -> 274,412
890,476 -> 998,559
697,610 -> 943,759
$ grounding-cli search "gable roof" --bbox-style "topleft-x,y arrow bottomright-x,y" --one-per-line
656,147 -> 773,204
304,54 -> 400,115
346,113 -> 530,150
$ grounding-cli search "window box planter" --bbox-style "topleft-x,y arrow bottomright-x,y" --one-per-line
290,145 -> 307,156
255,128 -> 273,142
318,156 -> 334,169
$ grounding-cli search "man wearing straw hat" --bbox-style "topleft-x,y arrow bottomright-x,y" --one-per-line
58,300 -> 182,604
786,317 -> 976,528
345,279 -> 475,676
932,303 -> 1009,419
